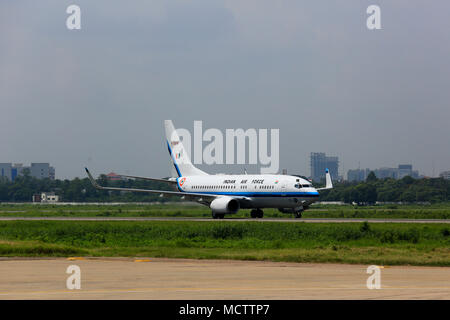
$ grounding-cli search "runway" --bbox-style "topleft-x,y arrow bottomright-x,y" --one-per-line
0,258 -> 449,299
0,217 -> 448,223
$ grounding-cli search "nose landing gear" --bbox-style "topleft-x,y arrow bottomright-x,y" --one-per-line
294,205 -> 309,218
212,212 -> 225,219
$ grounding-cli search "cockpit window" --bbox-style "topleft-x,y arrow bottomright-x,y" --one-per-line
302,184 -> 312,188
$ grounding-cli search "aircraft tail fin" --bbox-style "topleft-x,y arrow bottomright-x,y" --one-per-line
165,120 -> 208,177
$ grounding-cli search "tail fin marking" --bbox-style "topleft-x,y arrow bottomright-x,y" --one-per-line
164,120 -> 208,177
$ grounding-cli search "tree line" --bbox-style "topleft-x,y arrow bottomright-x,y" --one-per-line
318,172 -> 450,204
0,171 -> 449,203
0,172 -> 175,202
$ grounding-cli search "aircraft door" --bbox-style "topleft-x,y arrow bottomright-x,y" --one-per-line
281,180 -> 287,195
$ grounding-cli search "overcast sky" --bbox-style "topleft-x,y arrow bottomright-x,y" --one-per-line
1,0 -> 449,179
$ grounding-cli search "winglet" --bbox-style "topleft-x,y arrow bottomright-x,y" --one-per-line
325,168 -> 333,189
85,168 -> 101,189
317,168 -> 333,191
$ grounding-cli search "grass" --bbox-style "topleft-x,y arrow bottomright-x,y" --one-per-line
1,203 -> 450,219
0,220 -> 449,266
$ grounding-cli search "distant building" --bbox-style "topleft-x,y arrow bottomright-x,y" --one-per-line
33,192 -> 60,203
31,163 -> 51,180
0,163 -> 55,181
373,167 -> 398,179
310,152 -> 339,182
347,168 -> 371,182
397,164 -> 415,179
106,172 -> 124,181
347,164 -> 419,181
440,171 -> 450,180
49,166 -> 55,180
0,163 -> 12,181
11,163 -> 31,180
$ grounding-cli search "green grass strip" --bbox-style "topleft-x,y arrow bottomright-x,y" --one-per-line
0,220 -> 449,266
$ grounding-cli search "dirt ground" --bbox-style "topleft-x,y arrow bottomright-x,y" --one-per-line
0,258 -> 448,299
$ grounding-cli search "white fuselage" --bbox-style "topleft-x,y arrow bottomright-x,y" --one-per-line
176,174 -> 319,209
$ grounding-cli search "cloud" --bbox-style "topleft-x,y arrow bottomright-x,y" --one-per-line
1,0 -> 449,178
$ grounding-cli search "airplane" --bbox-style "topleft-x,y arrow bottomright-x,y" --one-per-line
85,120 -> 333,219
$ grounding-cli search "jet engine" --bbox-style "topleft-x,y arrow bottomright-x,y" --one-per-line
210,197 -> 240,214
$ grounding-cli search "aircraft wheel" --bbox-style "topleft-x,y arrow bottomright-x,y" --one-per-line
294,212 -> 303,219
250,210 -> 258,218
257,209 -> 264,218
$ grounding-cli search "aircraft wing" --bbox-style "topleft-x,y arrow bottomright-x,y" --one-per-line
116,174 -> 177,184
85,168 -> 216,201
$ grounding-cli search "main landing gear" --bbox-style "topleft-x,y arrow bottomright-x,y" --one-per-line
250,209 -> 264,218
294,205 -> 308,219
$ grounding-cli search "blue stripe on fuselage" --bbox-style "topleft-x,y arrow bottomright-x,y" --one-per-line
175,189 -> 320,198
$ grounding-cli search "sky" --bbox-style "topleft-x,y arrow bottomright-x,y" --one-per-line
1,0 -> 449,179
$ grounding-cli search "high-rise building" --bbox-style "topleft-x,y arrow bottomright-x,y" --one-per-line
398,164 -> 413,179
0,163 -> 55,181
310,152 -> 339,182
0,163 -> 12,181
11,163 -> 31,180
374,167 -> 398,179
440,171 -> 450,180
49,166 -> 55,180
347,164 -> 419,181
30,163 -> 51,180
347,168 -> 371,182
